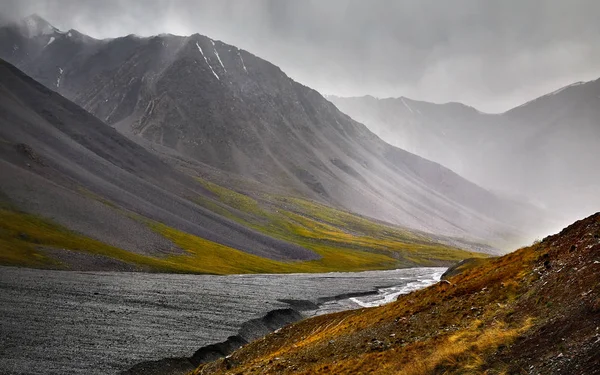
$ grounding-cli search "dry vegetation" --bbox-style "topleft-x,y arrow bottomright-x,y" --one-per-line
194,213 -> 600,374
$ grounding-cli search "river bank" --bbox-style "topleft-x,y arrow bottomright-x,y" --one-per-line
0,266 -> 444,375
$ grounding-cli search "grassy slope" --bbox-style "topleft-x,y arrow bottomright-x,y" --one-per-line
194,213 -> 600,374
0,177 -> 485,274
192,178 -> 485,265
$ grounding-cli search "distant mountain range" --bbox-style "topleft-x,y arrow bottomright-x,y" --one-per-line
0,15 -> 549,256
328,80 -> 600,229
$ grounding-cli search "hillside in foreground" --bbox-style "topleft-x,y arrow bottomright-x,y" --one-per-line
194,213 -> 600,374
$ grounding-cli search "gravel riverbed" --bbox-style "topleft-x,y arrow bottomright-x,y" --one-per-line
0,266 -> 444,375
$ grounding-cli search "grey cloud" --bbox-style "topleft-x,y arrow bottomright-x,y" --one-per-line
1,0 -> 599,112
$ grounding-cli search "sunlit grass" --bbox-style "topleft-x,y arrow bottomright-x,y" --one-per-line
147,220 -> 401,274
193,228 -> 551,375
394,318 -> 533,375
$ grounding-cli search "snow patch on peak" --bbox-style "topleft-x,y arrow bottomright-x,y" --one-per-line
210,40 -> 227,73
56,67 -> 63,88
550,81 -> 585,96
238,52 -> 248,73
45,36 -> 55,47
196,42 -> 220,80
400,97 -> 414,114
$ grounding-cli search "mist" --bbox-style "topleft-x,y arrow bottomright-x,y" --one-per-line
1,0 -> 598,246
2,0 -> 600,113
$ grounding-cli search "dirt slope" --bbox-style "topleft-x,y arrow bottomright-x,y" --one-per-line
194,213 -> 600,374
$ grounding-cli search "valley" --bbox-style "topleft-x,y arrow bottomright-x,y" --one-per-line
0,6 -> 597,375
0,15 -> 545,252
0,57 -> 487,274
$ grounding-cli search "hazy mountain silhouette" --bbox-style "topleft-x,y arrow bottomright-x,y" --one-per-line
329,82 -> 600,230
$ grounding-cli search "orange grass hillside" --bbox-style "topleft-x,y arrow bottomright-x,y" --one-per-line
193,213 -> 600,375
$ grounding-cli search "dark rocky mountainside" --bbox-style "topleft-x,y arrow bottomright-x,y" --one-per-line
329,82 -> 600,229
0,58 -> 315,262
0,58 -> 493,273
0,15 -> 545,248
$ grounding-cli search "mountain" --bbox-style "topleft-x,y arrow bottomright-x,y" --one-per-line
0,57 -> 496,272
192,212 -> 600,374
0,15 -> 545,249
328,83 -> 600,230
326,95 -> 486,171
0,57 -> 321,267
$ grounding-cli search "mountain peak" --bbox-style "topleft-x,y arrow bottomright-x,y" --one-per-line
547,81 -> 585,96
507,79 -> 594,114
20,14 -> 58,38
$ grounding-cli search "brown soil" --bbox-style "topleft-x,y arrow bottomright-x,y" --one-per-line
193,213 -> 600,375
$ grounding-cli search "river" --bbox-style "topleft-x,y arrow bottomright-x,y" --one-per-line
0,266 -> 444,375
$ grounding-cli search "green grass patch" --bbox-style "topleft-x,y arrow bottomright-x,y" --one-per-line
195,178 -> 263,216
148,220 -> 400,274
0,208 -> 183,271
0,176 -> 486,274
0,207 -> 403,274
189,178 -> 487,268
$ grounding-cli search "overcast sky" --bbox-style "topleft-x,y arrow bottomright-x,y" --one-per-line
2,0 -> 599,112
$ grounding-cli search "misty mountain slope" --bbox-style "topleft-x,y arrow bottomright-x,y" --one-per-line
0,16 -> 545,248
326,95 -> 489,170
0,58 -> 320,265
0,59 -> 494,272
502,80 -> 600,194
329,84 -> 600,230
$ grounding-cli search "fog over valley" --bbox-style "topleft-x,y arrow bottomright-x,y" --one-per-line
1,1 -> 597,241
2,0 -> 600,113
0,2 -> 598,375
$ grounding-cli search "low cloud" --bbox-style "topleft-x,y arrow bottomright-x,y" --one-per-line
1,0 -> 599,112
